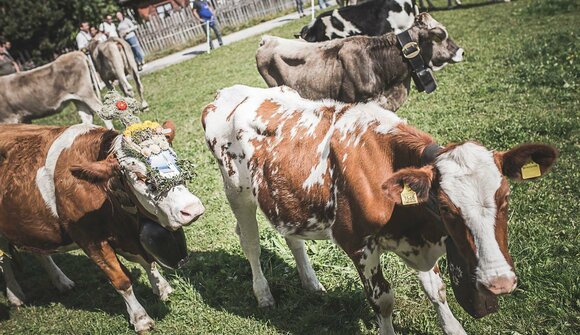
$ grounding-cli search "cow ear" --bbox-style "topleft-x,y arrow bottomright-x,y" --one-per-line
383,166 -> 435,205
70,154 -> 119,183
428,27 -> 447,42
498,144 -> 558,180
162,120 -> 176,144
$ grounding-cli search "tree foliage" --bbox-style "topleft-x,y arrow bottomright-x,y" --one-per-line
0,0 -> 119,65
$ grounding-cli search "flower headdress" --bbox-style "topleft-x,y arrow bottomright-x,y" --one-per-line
98,91 -> 195,199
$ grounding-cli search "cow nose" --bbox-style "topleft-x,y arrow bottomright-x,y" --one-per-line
178,202 -> 205,225
483,274 -> 517,295
452,48 -> 464,63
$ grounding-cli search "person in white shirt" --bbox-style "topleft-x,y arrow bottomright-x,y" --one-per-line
116,11 -> 145,70
76,21 -> 93,51
98,15 -> 119,38
90,26 -> 108,43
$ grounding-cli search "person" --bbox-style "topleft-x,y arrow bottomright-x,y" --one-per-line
116,11 -> 145,71
0,36 -> 19,76
76,21 -> 93,51
90,26 -> 107,43
192,0 -> 223,50
295,0 -> 305,18
318,0 -> 330,9
99,15 -> 119,38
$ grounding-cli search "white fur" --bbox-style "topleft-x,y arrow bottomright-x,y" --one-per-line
36,124 -> 97,217
387,0 -> 415,33
36,255 -> 75,291
322,10 -> 361,40
418,269 -> 466,335
117,286 -> 155,332
435,143 -> 515,286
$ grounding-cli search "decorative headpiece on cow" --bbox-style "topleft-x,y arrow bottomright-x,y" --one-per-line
95,90 -> 204,268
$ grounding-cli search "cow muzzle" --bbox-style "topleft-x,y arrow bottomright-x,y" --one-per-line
452,48 -> 464,63
479,272 -> 517,295
177,200 -> 205,225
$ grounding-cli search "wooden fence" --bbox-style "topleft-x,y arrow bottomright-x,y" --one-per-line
135,0 -> 297,55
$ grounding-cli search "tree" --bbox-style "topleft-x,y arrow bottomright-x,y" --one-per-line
0,0 -> 119,65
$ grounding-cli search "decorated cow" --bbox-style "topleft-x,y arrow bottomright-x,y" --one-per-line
0,91 -> 204,333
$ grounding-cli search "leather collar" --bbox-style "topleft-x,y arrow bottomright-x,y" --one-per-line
396,30 -> 437,94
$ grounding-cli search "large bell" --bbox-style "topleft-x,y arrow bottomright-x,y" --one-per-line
139,218 -> 188,270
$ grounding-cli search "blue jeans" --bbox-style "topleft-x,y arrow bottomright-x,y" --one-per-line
318,0 -> 329,9
126,35 -> 145,64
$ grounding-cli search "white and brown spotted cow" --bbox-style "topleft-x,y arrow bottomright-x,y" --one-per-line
202,85 -> 557,335
0,123 -> 204,332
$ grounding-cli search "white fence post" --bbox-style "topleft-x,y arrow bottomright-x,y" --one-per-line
206,21 -> 211,54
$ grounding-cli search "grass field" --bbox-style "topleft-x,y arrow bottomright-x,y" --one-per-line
1,0 -> 579,334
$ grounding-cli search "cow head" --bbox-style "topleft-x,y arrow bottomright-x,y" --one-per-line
384,142 -> 557,295
413,13 -> 464,71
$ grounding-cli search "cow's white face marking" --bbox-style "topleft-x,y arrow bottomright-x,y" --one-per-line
36,124 -> 98,218
388,0 -> 415,33
322,10 -> 361,39
435,143 -> 515,287
113,137 -> 204,231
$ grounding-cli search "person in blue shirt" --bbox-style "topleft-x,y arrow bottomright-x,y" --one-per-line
192,0 -> 223,50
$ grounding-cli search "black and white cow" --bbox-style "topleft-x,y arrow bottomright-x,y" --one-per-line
299,0 -> 417,42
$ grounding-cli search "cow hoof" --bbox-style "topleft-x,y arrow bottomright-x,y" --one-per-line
7,294 -> 25,307
134,315 -> 155,334
305,281 -> 326,293
54,277 -> 75,292
141,101 -> 149,111
156,283 -> 173,301
257,295 -> 275,308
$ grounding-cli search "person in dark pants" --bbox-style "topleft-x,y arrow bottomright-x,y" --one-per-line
296,0 -> 305,17
192,0 -> 223,50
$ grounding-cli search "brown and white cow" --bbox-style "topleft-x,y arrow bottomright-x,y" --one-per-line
0,122 -> 204,332
0,51 -> 113,128
89,37 -> 148,110
257,13 -> 464,112
202,85 -> 557,335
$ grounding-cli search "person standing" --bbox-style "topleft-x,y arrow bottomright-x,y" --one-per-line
0,36 -> 19,76
76,21 -> 93,51
99,15 -> 119,38
192,0 -> 223,50
295,0 -> 305,17
116,11 -> 145,71
318,0 -> 330,9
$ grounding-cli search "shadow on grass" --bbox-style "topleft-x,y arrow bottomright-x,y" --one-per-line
179,249 -> 431,335
183,50 -> 207,56
0,252 -> 170,326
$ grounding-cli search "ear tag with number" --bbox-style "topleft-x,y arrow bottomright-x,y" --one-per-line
521,160 -> 541,179
401,183 -> 419,206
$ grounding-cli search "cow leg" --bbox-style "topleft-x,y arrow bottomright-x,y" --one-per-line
82,241 -> 154,332
0,256 -> 25,306
417,266 -> 466,335
139,261 -> 173,301
227,192 -> 274,307
284,237 -> 325,292
36,255 -> 75,292
130,69 -> 149,110
349,238 -> 395,335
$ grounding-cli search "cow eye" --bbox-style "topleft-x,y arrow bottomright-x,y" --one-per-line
146,181 -> 158,192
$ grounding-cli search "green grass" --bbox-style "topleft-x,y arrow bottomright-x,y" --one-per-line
1,0 -> 579,334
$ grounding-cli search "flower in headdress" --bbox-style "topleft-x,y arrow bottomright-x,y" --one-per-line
116,100 -> 128,110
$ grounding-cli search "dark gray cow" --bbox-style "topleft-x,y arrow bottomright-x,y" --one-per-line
89,37 -> 148,110
0,51 -> 112,128
257,13 -> 463,112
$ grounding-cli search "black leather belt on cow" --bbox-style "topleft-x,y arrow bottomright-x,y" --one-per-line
396,30 -> 437,94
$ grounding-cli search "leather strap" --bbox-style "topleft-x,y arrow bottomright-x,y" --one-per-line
396,30 -> 437,94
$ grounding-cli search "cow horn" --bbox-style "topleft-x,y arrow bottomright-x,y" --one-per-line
98,90 -> 142,126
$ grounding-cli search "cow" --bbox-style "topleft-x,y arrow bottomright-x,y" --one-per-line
299,0 -> 416,42
0,51 -> 113,128
0,111 -> 205,332
89,37 -> 149,110
257,13 -> 464,112
202,85 -> 557,335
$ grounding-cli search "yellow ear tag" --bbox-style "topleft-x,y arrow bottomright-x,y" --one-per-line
521,160 -> 541,179
401,183 -> 419,206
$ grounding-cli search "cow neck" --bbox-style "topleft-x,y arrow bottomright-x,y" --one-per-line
396,29 -> 437,93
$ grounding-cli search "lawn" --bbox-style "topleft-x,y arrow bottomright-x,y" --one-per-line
1,0 -> 579,334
